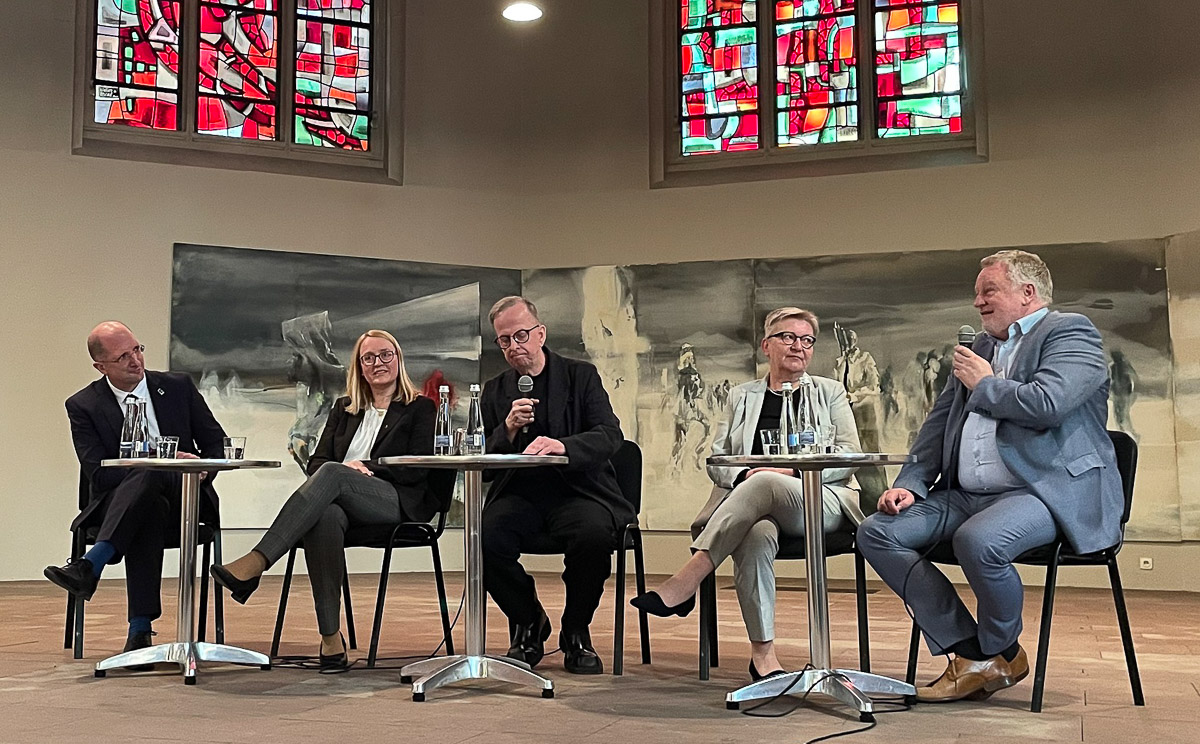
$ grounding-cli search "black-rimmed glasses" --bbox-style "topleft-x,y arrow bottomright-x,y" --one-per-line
101,344 -> 145,365
495,324 -> 541,349
360,349 -> 397,366
767,332 -> 816,349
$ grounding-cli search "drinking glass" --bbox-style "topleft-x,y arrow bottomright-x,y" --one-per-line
223,436 -> 246,459
759,429 -> 783,456
156,436 -> 179,458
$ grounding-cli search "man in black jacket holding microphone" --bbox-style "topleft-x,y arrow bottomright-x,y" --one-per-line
480,296 -> 632,675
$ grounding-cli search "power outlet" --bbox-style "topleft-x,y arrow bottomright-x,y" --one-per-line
1139,557 -> 1153,570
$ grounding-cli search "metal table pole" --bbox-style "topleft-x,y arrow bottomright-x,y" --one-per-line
399,457 -> 557,701
94,459 -> 275,684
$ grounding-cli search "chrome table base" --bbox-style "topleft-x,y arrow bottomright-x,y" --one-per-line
400,654 -> 555,701
94,642 -> 271,684
725,669 -> 917,721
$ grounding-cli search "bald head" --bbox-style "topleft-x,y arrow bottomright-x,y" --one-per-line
88,321 -> 134,361
88,322 -> 145,391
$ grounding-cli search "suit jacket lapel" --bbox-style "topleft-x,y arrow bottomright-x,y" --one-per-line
370,403 -> 402,456
92,377 -> 125,444
541,350 -> 570,439
144,371 -> 177,436
741,380 -> 767,454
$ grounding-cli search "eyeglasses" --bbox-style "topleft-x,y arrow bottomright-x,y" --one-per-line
767,332 -> 816,349
360,349 -> 397,366
495,324 -> 541,349
101,344 -> 145,365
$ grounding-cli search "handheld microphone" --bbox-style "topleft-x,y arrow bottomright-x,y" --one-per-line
957,324 -> 977,347
517,375 -> 534,433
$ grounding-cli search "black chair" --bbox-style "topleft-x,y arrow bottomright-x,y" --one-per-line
270,469 -> 457,667
522,440 -> 649,675
904,430 -> 1144,712
64,472 -> 224,658
698,528 -> 872,679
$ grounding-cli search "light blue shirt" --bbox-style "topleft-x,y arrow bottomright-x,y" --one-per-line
107,375 -> 161,442
957,307 -> 1049,494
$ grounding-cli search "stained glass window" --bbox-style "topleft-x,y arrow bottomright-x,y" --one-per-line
198,1 -> 279,140
295,1 -> 373,151
874,0 -> 962,137
775,1 -> 858,147
679,1 -> 759,156
93,0 -> 182,130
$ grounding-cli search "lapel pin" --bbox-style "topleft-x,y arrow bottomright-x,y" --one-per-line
157,388 -> 166,396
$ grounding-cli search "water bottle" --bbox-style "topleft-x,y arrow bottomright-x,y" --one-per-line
779,382 -> 800,454
134,401 -> 151,457
120,398 -> 139,458
464,384 -> 485,455
798,379 -> 818,453
434,385 -> 453,455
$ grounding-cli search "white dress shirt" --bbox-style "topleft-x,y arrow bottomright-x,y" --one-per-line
343,406 -> 388,463
107,375 -> 161,442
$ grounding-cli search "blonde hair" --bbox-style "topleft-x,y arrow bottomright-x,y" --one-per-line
344,330 -> 420,415
488,296 -> 540,325
763,306 -> 820,337
981,250 -> 1054,303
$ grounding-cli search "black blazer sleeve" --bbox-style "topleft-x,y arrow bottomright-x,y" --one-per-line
482,376 -> 520,455
559,363 -> 622,472
185,375 -> 227,459
66,395 -> 127,494
306,401 -> 346,477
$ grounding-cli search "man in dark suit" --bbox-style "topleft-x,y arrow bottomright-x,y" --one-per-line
858,250 -> 1122,703
480,296 -> 633,675
45,321 -> 226,658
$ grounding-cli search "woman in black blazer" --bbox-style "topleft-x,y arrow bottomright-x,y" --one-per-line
212,330 -> 436,668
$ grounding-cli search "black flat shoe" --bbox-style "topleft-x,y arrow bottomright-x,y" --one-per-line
123,631 -> 157,672
506,609 -> 552,668
749,660 -> 787,681
319,634 -> 349,670
210,563 -> 260,605
630,591 -> 696,618
44,558 -> 99,601
560,628 -> 603,675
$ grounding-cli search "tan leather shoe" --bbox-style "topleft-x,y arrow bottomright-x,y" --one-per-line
916,646 -> 1029,703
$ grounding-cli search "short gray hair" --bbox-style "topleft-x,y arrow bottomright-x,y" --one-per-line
981,250 -> 1053,303
488,296 -> 540,325
763,306 -> 820,337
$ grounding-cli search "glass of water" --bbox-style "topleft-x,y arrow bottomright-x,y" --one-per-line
223,436 -> 246,459
820,424 -> 837,454
759,429 -> 783,456
156,436 -> 179,459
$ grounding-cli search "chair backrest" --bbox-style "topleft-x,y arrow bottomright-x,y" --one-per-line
610,440 -> 643,516
1107,429 -> 1138,526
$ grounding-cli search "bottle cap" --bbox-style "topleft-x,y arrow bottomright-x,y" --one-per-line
438,385 -> 449,393
470,383 -> 481,392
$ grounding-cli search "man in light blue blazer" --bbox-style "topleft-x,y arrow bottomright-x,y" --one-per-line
858,250 -> 1122,703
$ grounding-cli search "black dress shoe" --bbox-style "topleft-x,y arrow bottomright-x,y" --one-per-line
44,559 -> 99,601
749,660 -> 787,681
319,634 -> 349,670
124,631 -> 156,672
560,628 -> 603,675
630,590 -> 696,618
506,609 -> 551,668
210,563 -> 260,605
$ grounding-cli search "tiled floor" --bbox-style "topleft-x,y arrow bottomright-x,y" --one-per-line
1,571 -> 1195,743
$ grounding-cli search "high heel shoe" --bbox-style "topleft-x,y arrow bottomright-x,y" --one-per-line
630,591 -> 696,618
749,661 -> 787,681
210,563 -> 261,605
319,633 -> 349,670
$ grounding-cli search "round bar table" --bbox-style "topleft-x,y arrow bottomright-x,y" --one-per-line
379,453 -> 568,702
96,457 -> 279,684
705,452 -> 917,721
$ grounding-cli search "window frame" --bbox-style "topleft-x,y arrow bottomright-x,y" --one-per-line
71,0 -> 404,185
650,0 -> 988,188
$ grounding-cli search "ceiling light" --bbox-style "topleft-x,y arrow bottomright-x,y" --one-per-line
503,2 -> 543,22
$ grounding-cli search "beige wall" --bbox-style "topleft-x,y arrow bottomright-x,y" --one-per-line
2,1 -> 1199,588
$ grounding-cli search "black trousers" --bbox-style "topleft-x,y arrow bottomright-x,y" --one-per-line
481,493 -> 617,633
93,469 -> 211,621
